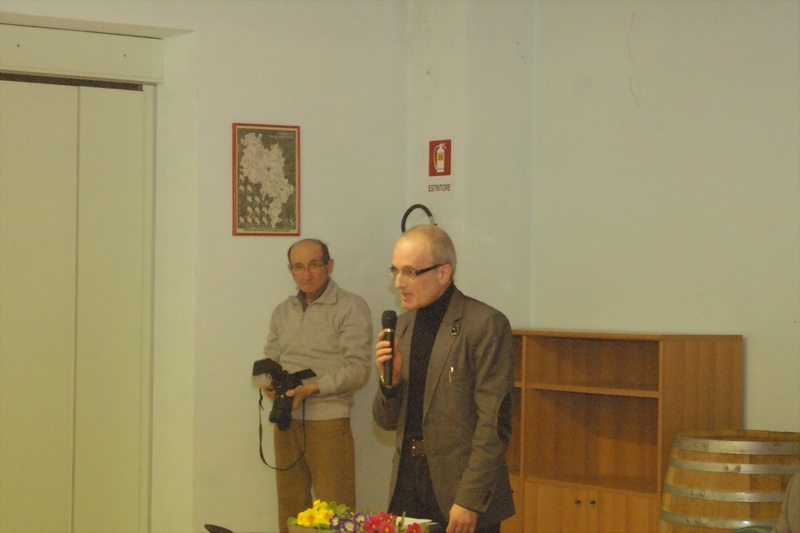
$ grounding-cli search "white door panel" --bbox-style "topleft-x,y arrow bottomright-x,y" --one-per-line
73,85 -> 152,533
0,79 -> 79,533
0,79 -> 153,533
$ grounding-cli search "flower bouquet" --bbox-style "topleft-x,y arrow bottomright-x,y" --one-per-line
287,500 -> 431,533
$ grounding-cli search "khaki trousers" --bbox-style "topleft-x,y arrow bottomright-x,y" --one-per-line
273,417 -> 355,533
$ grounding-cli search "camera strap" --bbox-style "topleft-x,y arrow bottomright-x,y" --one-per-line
258,389 -> 308,471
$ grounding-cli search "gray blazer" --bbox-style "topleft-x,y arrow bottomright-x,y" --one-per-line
373,287 -> 516,528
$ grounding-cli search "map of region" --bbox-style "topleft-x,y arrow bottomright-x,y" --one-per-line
233,125 -> 299,235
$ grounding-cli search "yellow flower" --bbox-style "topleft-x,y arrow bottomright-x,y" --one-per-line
296,509 -> 317,527
295,500 -> 334,527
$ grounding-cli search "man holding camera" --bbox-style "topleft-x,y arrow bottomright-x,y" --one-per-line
373,224 -> 515,533
262,238 -> 372,533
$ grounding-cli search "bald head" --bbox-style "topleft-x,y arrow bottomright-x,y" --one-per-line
287,238 -> 330,264
399,224 -> 457,277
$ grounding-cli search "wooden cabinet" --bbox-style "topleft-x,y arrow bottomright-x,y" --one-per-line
521,480 -> 660,533
526,481 -> 599,533
501,330 -> 742,533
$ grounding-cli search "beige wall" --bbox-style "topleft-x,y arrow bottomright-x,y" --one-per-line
0,1 -> 798,532
529,1 -> 800,432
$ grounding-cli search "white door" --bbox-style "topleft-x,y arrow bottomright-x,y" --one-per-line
0,78 -> 154,533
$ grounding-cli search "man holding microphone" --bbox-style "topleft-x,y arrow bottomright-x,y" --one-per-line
373,224 -> 515,533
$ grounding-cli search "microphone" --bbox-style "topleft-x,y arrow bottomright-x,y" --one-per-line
381,310 -> 397,387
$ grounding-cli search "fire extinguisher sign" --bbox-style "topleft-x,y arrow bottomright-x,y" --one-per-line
428,139 -> 452,177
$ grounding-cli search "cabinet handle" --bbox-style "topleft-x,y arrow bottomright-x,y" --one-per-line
589,500 -> 597,505
574,499 -> 581,505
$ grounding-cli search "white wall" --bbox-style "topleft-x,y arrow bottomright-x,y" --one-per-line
182,4 -> 407,532
152,31 -> 198,533
405,1 -> 536,325
1,1 -> 798,533
530,0 -> 800,431
2,2 -> 408,532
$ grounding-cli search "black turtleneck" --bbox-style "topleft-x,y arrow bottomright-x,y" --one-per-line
403,283 -> 455,442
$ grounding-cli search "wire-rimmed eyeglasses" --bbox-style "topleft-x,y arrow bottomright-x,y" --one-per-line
389,264 -> 442,280
290,261 -> 327,275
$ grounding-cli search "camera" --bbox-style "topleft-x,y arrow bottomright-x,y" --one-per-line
252,358 -> 316,431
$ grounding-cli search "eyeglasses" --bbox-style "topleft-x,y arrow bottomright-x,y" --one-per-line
290,261 -> 327,275
389,264 -> 442,280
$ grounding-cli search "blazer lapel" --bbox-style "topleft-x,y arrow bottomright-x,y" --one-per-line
423,287 -> 464,420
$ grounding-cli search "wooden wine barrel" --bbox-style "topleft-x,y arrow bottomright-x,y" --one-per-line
659,430 -> 800,532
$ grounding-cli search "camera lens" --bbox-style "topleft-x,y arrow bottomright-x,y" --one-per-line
269,392 -> 294,431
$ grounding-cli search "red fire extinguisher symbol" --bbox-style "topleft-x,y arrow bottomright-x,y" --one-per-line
429,139 -> 451,176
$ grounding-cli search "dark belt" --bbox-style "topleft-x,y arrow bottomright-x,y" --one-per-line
404,438 -> 426,457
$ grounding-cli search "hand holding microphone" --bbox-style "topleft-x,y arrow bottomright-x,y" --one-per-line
378,310 -> 398,388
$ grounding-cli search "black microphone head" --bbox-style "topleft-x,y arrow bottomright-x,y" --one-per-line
381,310 -> 397,329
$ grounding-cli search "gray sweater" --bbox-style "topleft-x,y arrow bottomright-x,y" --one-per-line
263,278 -> 372,420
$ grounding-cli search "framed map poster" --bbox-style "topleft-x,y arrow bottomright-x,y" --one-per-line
232,123 -> 300,236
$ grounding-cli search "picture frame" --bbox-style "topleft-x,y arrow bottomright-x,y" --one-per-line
232,123 -> 300,236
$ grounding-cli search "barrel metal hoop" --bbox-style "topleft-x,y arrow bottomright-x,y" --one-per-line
669,457 -> 800,475
659,509 -> 777,529
663,482 -> 787,502
672,434 -> 800,455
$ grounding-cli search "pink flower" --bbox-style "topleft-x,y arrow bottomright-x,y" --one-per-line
405,524 -> 422,533
362,512 -> 397,533
361,517 -> 380,533
376,520 -> 395,533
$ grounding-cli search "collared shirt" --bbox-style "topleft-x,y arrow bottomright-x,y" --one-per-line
297,278 -> 330,310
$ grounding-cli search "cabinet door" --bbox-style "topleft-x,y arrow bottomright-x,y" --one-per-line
595,490 -> 659,533
525,481 -> 597,533
524,480 -> 658,533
